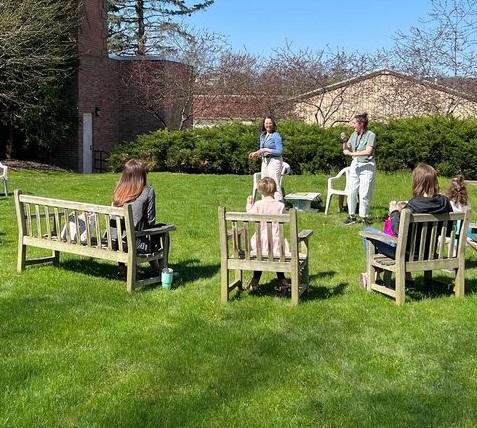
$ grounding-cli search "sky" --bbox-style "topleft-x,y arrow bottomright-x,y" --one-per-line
185,0 -> 432,56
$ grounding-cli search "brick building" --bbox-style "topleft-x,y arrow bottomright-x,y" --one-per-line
55,0 -> 190,172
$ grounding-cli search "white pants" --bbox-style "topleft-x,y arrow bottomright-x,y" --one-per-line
261,156 -> 283,202
348,159 -> 376,218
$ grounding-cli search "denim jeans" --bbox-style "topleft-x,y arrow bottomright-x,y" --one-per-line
363,226 -> 396,259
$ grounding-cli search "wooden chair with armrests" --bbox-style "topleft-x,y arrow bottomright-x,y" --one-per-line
360,209 -> 469,305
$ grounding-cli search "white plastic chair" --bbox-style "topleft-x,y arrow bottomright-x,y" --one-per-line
324,166 -> 350,215
0,162 -> 8,197
252,161 -> 290,202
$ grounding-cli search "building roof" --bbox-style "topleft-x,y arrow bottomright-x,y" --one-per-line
292,68 -> 477,104
193,94 -> 285,121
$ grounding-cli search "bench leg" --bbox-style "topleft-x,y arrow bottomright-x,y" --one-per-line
291,265 -> 299,306
395,268 -> 406,305
17,243 -> 26,273
454,262 -> 465,297
52,250 -> 60,267
220,265 -> 229,304
126,263 -> 137,293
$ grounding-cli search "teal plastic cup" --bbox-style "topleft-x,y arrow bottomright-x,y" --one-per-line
161,268 -> 173,289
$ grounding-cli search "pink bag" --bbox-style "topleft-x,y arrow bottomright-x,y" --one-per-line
383,216 -> 396,237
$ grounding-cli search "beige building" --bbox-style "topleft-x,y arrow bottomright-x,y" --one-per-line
293,69 -> 477,127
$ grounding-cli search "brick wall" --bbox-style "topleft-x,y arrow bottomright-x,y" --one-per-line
54,0 -> 191,171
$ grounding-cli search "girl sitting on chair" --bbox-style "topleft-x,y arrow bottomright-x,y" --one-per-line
246,177 -> 290,294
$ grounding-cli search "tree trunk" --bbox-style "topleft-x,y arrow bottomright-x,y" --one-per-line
135,0 -> 145,56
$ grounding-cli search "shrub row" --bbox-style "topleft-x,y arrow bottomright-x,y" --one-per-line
109,116 -> 477,178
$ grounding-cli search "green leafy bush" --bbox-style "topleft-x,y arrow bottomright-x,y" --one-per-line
109,116 -> 477,178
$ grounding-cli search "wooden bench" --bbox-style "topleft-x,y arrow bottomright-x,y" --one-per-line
360,209 -> 469,305
218,207 -> 313,305
14,190 -> 175,292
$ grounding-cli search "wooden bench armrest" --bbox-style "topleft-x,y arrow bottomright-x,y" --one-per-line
359,230 -> 397,246
135,224 -> 176,238
298,229 -> 313,240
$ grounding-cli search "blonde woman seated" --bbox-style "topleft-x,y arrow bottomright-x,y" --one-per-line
246,177 -> 290,294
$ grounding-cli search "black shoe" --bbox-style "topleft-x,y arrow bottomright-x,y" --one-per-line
343,216 -> 357,225
361,217 -> 372,226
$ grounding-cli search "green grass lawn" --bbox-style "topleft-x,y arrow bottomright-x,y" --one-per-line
1,170 -> 477,427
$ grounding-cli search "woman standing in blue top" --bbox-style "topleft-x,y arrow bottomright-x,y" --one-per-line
248,116 -> 284,201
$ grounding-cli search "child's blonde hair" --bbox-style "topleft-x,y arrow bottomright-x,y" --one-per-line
446,175 -> 468,206
257,177 -> 277,197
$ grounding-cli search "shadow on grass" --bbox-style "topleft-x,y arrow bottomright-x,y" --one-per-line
372,268 -> 477,302
59,259 -> 122,281
58,257 -> 220,287
232,270 -> 346,302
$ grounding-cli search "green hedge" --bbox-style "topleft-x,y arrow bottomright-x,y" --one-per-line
109,116 -> 477,178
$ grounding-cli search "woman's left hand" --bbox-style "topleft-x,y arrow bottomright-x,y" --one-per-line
343,149 -> 351,156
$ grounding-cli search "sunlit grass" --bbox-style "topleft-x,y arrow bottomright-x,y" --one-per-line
1,170 -> 477,427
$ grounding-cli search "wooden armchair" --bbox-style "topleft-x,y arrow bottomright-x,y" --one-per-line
360,209 -> 470,305
218,207 -> 312,305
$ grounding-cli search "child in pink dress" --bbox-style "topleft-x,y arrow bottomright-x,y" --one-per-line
246,177 -> 290,294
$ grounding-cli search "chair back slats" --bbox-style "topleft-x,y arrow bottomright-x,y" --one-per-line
267,222 -> 274,260
448,227 -> 456,258
105,214 -> 113,250
418,224 -> 428,260
116,217 -> 124,252
255,221 -> 262,260
428,223 -> 438,260
222,210 -> 292,262
34,205 -> 41,238
44,207 -> 52,239
73,210 -> 81,245
407,223 -> 417,260
232,221 -> 239,258
399,210 -> 467,263
279,223 -> 285,262
63,208 -> 71,244
15,192 -> 136,253
438,222 -> 448,259
243,221 -> 250,260
85,212 -> 92,247
54,208 -> 61,238
25,204 -> 32,236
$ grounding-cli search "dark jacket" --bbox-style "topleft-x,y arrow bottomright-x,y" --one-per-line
390,194 -> 453,236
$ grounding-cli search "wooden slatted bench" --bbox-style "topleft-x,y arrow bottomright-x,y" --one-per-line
218,207 -> 313,305
14,190 -> 175,292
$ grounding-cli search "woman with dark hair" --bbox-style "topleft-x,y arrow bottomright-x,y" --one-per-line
112,158 -> 157,254
248,116 -> 284,201
342,112 -> 377,225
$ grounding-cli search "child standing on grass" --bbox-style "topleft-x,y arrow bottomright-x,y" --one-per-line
446,175 -> 470,213
446,175 -> 476,241
246,177 -> 290,294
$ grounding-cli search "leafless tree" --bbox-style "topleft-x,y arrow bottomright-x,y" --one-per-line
394,0 -> 477,81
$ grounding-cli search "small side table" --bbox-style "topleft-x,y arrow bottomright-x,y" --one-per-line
285,192 -> 321,212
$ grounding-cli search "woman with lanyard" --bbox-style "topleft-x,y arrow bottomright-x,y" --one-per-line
248,116 -> 284,202
342,112 -> 376,225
